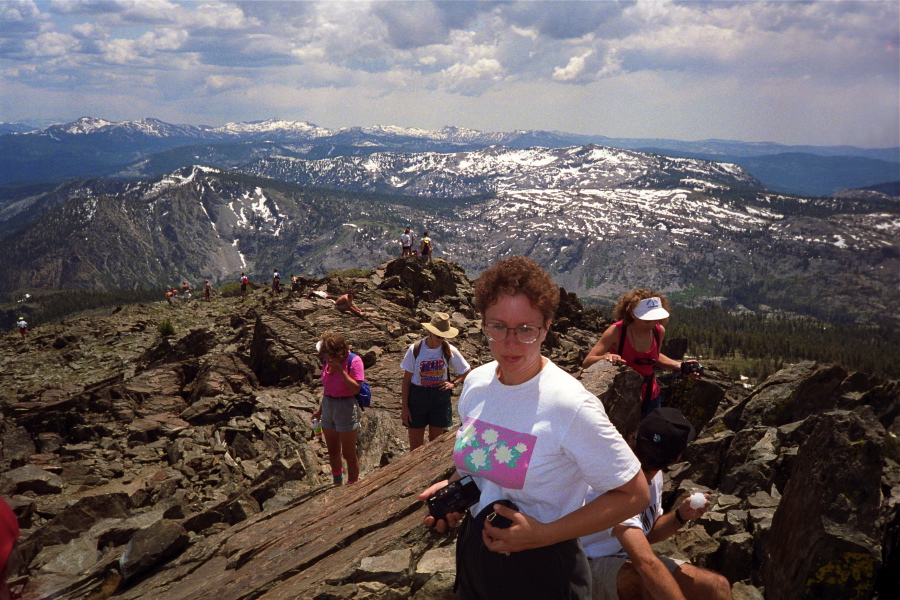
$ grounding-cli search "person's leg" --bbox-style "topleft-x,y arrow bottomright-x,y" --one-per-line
427,425 -> 446,442
672,564 -> 733,600
427,390 -> 452,442
322,428 -> 344,483
340,429 -> 359,482
407,385 -> 431,450
615,562 -> 643,600
640,394 -> 662,420
408,427 -> 427,451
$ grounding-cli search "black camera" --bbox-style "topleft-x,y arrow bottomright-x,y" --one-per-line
681,361 -> 704,375
427,475 -> 481,522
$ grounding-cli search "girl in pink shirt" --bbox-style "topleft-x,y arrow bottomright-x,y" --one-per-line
312,331 -> 364,484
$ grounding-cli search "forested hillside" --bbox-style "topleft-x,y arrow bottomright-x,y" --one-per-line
667,306 -> 899,380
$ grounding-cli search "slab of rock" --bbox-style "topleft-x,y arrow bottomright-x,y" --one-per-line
1,464 -> 64,495
761,408 -> 885,600
111,435 -> 458,600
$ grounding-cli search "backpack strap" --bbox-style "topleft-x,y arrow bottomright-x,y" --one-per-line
617,323 -> 627,356
413,338 -> 453,380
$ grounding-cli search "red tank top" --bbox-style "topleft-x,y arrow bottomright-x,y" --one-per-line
615,321 -> 661,401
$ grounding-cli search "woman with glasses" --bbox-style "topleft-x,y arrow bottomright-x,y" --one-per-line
420,256 -> 648,600
581,290 -> 699,419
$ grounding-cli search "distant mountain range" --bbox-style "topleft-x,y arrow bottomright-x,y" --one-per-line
1,142 -> 896,326
1,117 -> 898,197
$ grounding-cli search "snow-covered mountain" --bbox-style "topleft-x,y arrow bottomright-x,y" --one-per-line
239,144 -> 762,198
3,116 -> 896,196
1,144 -> 896,325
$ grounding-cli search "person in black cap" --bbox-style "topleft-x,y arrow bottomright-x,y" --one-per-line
581,408 -> 733,600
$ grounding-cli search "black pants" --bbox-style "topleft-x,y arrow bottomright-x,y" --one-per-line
455,512 -> 591,600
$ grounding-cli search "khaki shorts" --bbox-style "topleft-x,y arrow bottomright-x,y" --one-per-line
321,395 -> 360,432
588,554 -> 685,600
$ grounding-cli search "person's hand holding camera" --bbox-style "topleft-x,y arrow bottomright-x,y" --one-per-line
418,479 -> 466,532
481,502 -> 547,554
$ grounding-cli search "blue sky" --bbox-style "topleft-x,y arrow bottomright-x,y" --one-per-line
1,0 -> 898,147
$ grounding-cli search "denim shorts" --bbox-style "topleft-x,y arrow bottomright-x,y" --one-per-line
321,395 -> 360,432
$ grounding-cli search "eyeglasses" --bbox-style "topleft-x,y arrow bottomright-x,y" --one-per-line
483,323 -> 543,344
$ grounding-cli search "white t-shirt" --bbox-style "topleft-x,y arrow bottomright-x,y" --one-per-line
17,320 -> 27,329
400,339 -> 470,387
453,360 -> 640,524
400,233 -> 411,247
582,471 -> 663,558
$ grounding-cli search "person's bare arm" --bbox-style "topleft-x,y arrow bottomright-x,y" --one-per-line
582,325 -> 622,369
401,371 -> 413,426
615,525 -> 687,600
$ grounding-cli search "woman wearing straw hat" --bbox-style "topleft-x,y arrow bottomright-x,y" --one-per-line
400,312 -> 471,451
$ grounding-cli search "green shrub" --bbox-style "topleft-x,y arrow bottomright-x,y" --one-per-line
218,282 -> 242,297
157,318 -> 176,337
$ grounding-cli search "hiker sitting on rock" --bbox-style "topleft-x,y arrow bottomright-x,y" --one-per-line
400,312 -> 471,451
582,290 -> 700,419
335,289 -> 363,317
581,407 -> 732,600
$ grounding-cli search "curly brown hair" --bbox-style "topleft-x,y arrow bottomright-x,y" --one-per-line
473,256 -> 559,322
613,289 -> 670,325
320,330 -> 349,358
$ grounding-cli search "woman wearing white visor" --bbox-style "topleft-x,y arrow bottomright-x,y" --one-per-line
582,290 -> 701,419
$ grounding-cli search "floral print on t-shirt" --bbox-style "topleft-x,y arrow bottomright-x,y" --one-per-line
454,417 -> 536,490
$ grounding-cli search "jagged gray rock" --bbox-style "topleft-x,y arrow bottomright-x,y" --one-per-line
0,258 -> 896,599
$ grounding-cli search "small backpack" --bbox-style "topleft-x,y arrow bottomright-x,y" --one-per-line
346,353 -> 371,408
242,276 -> 249,285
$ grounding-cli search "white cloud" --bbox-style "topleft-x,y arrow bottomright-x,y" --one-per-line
0,0 -> 896,147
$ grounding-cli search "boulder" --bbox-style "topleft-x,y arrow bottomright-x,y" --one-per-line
1,464 -> 64,495
120,519 -> 189,582
760,408 -> 885,600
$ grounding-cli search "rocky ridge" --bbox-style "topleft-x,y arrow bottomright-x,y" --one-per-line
2,154 -> 897,328
1,257 -> 898,599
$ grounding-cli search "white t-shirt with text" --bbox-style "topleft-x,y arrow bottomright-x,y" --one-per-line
400,339 -> 470,387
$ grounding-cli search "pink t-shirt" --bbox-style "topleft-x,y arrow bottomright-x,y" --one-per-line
321,354 -> 364,397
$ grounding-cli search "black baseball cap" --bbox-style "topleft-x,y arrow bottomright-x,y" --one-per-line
635,408 -> 696,468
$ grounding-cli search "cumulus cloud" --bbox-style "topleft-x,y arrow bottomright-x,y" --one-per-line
0,0 -> 896,146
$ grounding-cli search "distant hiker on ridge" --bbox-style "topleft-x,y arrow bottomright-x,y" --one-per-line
420,230 -> 433,262
204,280 -> 212,302
582,290 -> 701,419
182,280 -> 191,302
400,226 -> 414,256
272,269 -> 281,297
239,272 -> 249,301
16,317 -> 27,341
